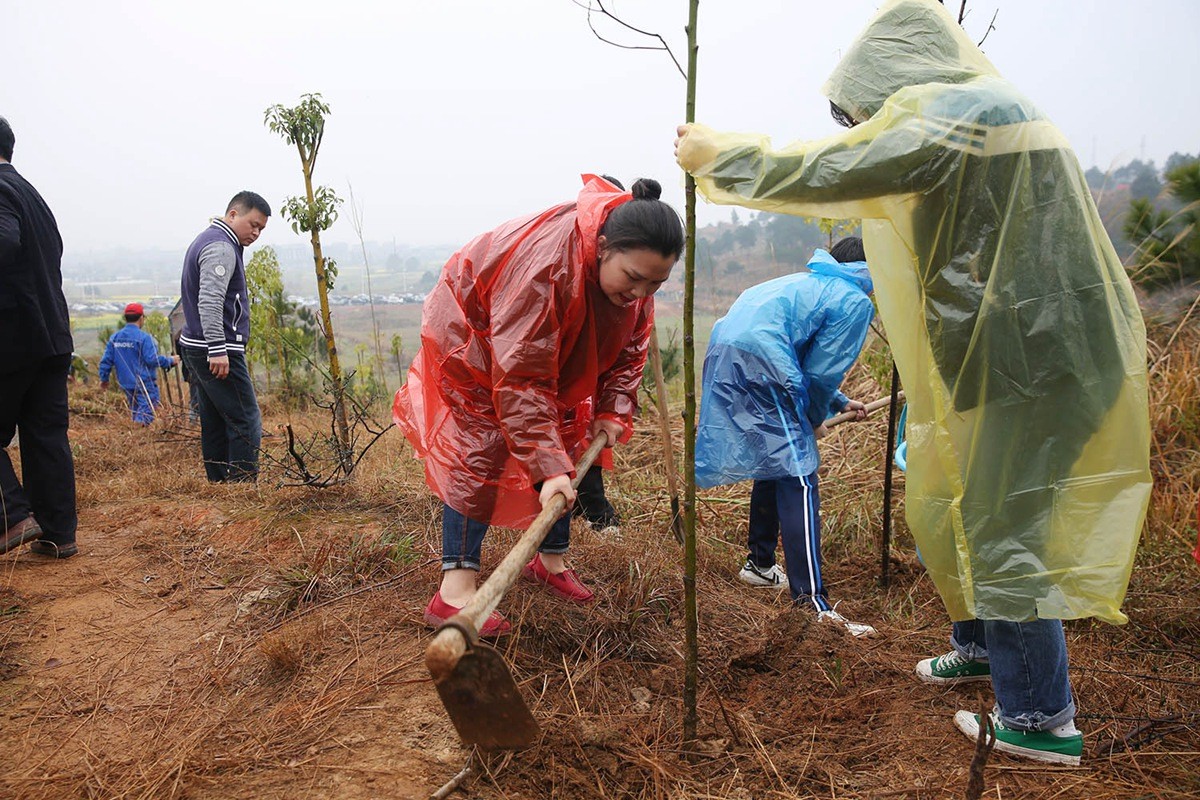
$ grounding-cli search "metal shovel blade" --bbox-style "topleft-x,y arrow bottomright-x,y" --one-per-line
432,639 -> 540,750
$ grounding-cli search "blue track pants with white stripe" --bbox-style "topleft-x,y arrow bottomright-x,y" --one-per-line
748,473 -> 830,611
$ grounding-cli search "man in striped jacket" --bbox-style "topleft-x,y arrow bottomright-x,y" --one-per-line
178,191 -> 269,482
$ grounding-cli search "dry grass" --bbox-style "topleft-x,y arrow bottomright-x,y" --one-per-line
0,318 -> 1197,799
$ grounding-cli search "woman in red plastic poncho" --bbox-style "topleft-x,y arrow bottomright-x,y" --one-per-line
394,175 -> 683,636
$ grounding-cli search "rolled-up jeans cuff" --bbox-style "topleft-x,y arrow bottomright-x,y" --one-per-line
996,700 -> 1076,732
951,634 -> 989,662
441,560 -> 480,572
537,513 -> 571,555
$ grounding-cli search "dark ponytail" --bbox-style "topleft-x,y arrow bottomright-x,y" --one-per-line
598,178 -> 684,260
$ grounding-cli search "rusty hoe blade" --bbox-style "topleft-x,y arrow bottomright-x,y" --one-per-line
431,629 -> 540,750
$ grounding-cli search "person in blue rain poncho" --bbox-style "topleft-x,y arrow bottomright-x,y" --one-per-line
697,237 -> 877,638
676,0 -> 1150,767
99,303 -> 179,425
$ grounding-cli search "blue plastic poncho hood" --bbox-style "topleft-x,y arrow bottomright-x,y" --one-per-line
807,249 -> 873,294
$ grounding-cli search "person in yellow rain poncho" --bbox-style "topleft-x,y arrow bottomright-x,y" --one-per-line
675,0 -> 1150,766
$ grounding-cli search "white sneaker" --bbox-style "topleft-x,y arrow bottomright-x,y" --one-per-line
817,607 -> 878,638
737,560 -> 787,589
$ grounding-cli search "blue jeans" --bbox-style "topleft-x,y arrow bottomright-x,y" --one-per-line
952,619 -> 1075,731
748,474 -> 830,611
180,346 -> 261,483
442,503 -> 570,571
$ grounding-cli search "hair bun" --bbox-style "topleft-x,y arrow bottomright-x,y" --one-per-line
631,178 -> 662,201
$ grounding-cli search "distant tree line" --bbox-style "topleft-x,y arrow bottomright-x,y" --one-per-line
1122,155 -> 1200,289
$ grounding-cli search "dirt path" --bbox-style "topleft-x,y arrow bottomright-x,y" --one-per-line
1,481 -> 457,799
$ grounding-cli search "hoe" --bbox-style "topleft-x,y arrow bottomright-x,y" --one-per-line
425,431 -> 610,750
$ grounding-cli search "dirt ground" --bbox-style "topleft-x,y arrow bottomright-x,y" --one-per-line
2,371 -> 1198,800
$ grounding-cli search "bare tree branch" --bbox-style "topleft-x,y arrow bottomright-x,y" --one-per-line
977,9 -> 998,47
284,423 -> 316,483
253,335 -> 395,487
572,0 -> 685,80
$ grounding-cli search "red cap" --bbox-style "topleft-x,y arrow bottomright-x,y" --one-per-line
124,302 -> 144,316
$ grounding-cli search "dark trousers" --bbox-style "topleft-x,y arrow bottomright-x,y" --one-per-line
748,473 -> 829,610
0,354 -> 77,544
441,503 -> 570,571
180,346 -> 262,483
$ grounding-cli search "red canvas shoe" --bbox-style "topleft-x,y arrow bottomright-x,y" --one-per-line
522,554 -> 596,604
422,591 -> 511,638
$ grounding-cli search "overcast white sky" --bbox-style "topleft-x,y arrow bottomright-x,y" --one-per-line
5,0 -> 1198,261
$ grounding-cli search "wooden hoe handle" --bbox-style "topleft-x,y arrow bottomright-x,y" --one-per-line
426,431 -> 610,681
823,392 -> 905,430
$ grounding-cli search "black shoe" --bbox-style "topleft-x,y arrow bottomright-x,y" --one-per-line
29,540 -> 78,559
2,517 -> 43,555
584,504 -> 621,531
572,496 -> 621,530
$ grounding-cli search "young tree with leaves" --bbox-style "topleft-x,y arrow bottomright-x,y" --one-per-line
390,333 -> 404,387
245,246 -> 283,388
264,93 -> 352,471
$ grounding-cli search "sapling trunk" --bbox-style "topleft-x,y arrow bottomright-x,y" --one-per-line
302,162 -> 353,473
682,0 -> 700,747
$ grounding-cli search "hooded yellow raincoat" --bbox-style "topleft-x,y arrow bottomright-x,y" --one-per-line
677,0 -> 1151,624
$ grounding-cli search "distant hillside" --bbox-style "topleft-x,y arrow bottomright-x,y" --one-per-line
659,212 -> 859,318
665,151 -> 1199,320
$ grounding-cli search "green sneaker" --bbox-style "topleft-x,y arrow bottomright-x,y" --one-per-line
954,711 -> 1083,766
915,649 -> 991,684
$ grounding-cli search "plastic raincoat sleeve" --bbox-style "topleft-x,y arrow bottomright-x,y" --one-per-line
800,297 -> 874,429
487,259 -> 575,485
677,101 -> 951,219
830,390 -> 850,417
594,299 -> 653,442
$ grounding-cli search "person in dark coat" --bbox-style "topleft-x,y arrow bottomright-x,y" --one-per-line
0,116 -> 78,559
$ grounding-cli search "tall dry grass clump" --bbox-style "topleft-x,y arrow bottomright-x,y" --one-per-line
1144,319 -> 1200,551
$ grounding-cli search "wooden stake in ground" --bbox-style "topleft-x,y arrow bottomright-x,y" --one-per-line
160,365 -> 174,407
681,0 -> 700,748
173,357 -> 185,408
648,323 -> 684,545
881,362 -> 901,587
